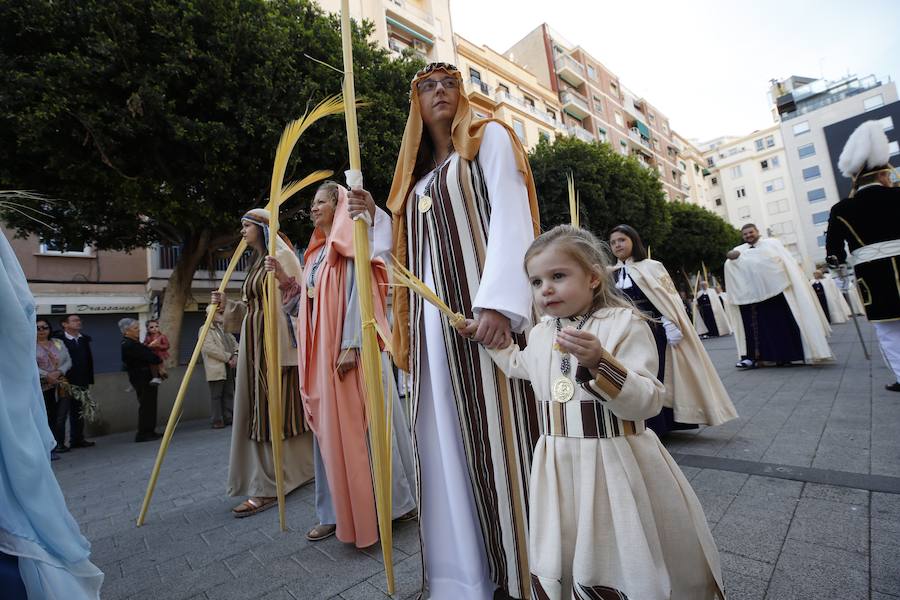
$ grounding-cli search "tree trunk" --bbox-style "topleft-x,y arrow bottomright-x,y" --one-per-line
157,230 -> 211,368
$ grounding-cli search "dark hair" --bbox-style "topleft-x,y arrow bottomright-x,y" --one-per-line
147,319 -> 159,326
740,223 -> 758,231
316,180 -> 340,205
36,318 -> 51,330
412,129 -> 437,182
60,314 -> 80,326
609,224 -> 648,262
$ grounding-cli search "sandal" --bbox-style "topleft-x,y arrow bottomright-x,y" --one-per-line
306,523 -> 336,541
232,497 -> 277,518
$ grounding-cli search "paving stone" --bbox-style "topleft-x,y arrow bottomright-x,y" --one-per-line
872,541 -> 900,595
722,570 -> 767,600
767,539 -> 868,600
786,497 -> 869,553
801,482 -> 869,505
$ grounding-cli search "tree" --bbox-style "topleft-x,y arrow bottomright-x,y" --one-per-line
0,0 -> 422,362
528,136 -> 672,249
651,201 -> 742,289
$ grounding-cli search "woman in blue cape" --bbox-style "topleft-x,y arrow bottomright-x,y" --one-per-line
0,230 -> 103,599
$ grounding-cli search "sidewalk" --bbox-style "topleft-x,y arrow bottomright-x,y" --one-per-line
53,320 -> 900,599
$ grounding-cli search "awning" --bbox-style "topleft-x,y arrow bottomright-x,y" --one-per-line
385,16 -> 433,45
33,294 -> 151,315
635,119 -> 651,139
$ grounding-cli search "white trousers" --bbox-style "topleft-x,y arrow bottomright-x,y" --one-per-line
873,320 -> 900,382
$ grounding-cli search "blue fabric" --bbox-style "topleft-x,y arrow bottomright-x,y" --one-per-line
0,231 -> 103,599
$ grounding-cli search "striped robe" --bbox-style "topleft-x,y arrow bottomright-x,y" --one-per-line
407,123 -> 538,599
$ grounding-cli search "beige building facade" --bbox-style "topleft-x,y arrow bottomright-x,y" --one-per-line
314,0 -> 456,63
505,23 -> 689,202
454,34 -> 565,151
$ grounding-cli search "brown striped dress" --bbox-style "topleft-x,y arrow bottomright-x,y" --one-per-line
225,249 -> 314,498
406,122 -> 538,599
489,308 -> 725,600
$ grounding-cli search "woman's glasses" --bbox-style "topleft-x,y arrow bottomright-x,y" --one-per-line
36,325 -> 50,330
416,77 -> 459,94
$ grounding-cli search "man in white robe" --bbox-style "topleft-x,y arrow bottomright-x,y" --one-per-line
725,224 -> 832,368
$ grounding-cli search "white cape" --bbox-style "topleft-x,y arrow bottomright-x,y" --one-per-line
812,277 -> 851,324
693,289 -> 732,336
725,238 -> 832,362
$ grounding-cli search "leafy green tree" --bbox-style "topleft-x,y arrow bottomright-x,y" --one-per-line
651,200 -> 742,288
0,0 -> 422,361
528,136 -> 672,249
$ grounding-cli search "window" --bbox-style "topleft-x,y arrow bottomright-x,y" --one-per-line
890,141 -> 900,156
770,220 -> 795,235
864,94 -> 884,111
592,96 -> 603,112
524,96 -> 536,108
766,135 -> 775,148
598,127 -> 608,143
671,169 -> 678,180
38,239 -> 93,257
711,177 -> 718,185
879,116 -> 894,131
547,109 -> 557,121
714,198 -> 722,207
662,123 -> 669,134
764,177 -> 784,193
767,199 -> 789,215
793,121 -> 810,136
512,118 -> 526,143
736,186 -> 746,198
802,165 -> 821,180
817,234 -> 827,247
755,139 -> 764,152
653,139 -> 660,150
812,211 -> 829,225
731,165 -> 742,178
497,83 -> 510,95
620,140 -> 628,156
648,113 -> 656,122
760,159 -> 769,170
706,157 -> 715,167
469,67 -> 482,82
798,143 -> 816,158
587,65 -> 596,79
610,81 -> 619,95
679,161 -> 687,171
807,188 -> 826,202
772,155 -> 781,167
614,112 -> 625,127
738,205 -> 751,219
538,129 -> 551,142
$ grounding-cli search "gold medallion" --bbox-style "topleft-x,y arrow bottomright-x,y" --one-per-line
417,195 -> 433,213
552,376 -> 575,403
307,287 -> 316,298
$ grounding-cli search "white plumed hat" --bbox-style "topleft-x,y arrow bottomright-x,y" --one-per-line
837,120 -> 890,178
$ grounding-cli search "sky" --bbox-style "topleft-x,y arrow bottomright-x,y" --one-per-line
449,0 -> 900,142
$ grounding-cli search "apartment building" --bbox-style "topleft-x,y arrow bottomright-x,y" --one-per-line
674,132 -> 720,214
505,24 -> 689,202
769,73 -> 899,262
454,34 -> 566,151
699,125 -> 810,268
315,0 -> 456,63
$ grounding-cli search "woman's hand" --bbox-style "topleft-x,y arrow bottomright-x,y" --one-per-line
726,250 -> 741,260
264,256 -> 288,284
347,188 -> 376,220
556,328 -> 605,370
453,318 -> 478,340
472,309 -> 512,350
210,291 -> 225,306
46,370 -> 61,385
336,349 -> 358,380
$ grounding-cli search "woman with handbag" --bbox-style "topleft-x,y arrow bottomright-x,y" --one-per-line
36,318 -> 72,458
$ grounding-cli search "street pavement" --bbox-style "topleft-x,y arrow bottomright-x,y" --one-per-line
53,319 -> 900,599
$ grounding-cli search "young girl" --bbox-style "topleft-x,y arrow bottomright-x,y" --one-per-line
143,319 -> 170,385
461,225 -> 725,599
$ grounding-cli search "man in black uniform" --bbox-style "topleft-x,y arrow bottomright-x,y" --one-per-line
827,120 -> 900,391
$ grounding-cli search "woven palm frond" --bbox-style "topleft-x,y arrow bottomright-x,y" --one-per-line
390,256 -> 465,327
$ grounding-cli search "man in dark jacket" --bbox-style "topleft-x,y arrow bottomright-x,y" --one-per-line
52,314 -> 96,449
827,120 -> 900,392
119,318 -> 163,442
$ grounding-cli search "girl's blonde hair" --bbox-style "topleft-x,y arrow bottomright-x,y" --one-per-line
524,225 -> 636,315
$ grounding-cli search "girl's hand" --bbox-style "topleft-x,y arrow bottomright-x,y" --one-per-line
264,256 -> 288,283
336,349 -> 358,380
556,328 -> 604,369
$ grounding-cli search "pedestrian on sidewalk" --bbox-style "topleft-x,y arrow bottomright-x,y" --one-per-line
480,225 -> 725,599
119,318 -> 162,443
725,224 -> 833,368
52,314 -> 97,449
694,280 -> 732,338
200,305 -> 237,429
35,317 -> 71,459
143,319 -> 170,386
211,208 -> 314,519
609,224 -> 736,436
828,120 -> 900,392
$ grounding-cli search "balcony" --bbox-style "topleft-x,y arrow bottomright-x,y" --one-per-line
566,124 -> 594,143
152,244 -> 253,280
627,128 -> 652,151
467,78 -> 496,106
495,92 -> 562,129
555,55 -> 586,86
561,90 -> 590,119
